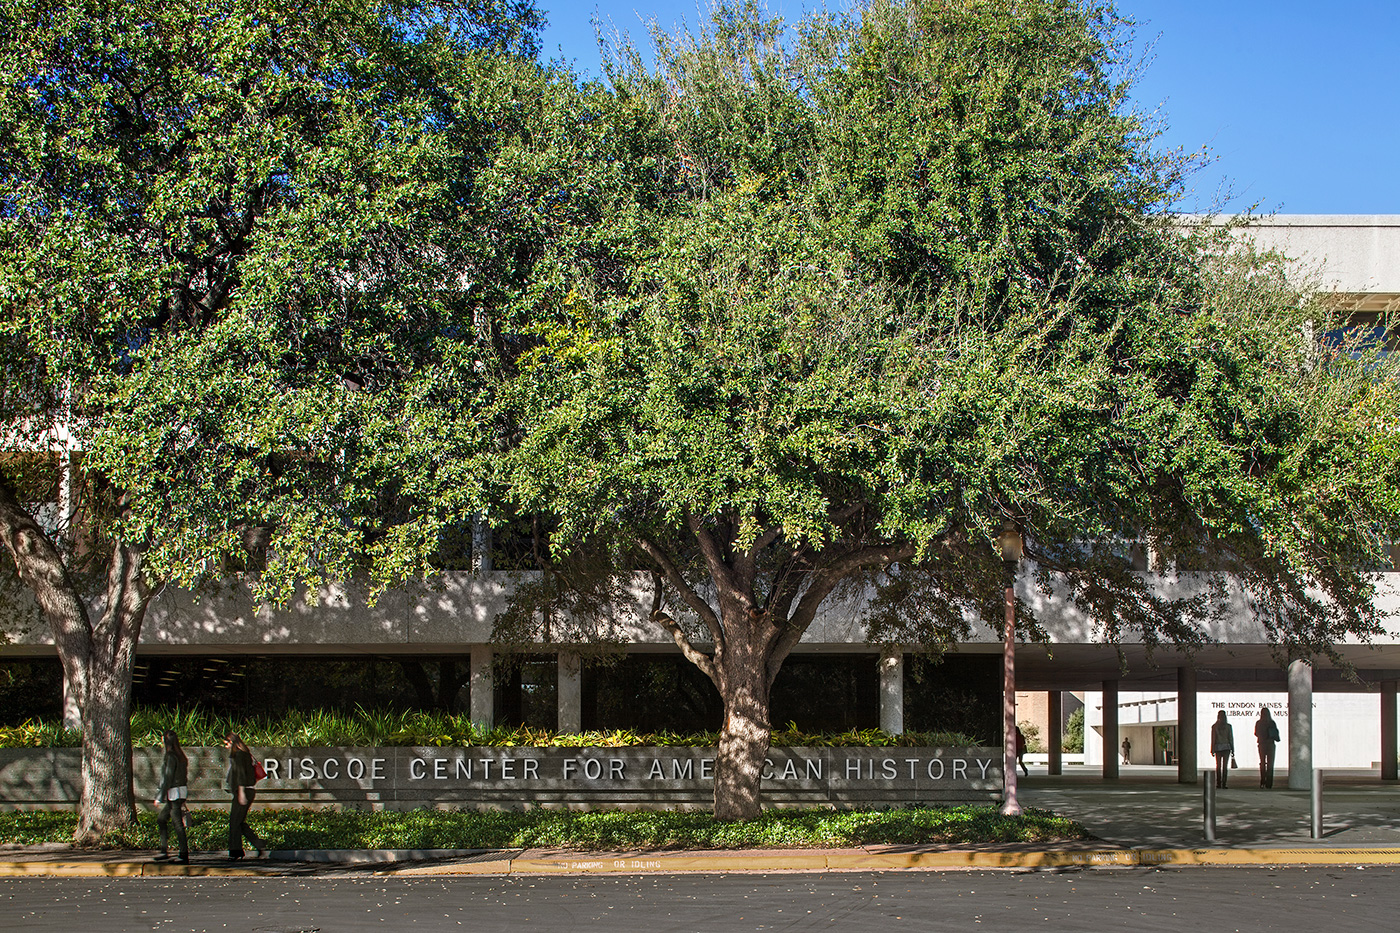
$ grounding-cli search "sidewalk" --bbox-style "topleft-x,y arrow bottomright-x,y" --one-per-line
3,766 -> 1398,877
1022,764 -> 1400,849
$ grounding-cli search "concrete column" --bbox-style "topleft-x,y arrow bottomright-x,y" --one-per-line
1177,666 -> 1197,784
1102,679 -> 1119,780
558,651 -> 582,734
879,647 -> 904,735
471,518 -> 492,573
1047,690 -> 1063,776
1288,659 -> 1313,790
1382,680 -> 1397,782
1001,582 -> 1020,814
470,646 -> 494,729
57,450 -> 81,733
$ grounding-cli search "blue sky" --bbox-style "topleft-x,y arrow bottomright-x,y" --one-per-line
537,1 -> 1400,214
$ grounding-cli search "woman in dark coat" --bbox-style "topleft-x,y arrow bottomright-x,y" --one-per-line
223,732 -> 267,860
1255,707 -> 1280,788
1211,711 -> 1235,788
154,729 -> 189,864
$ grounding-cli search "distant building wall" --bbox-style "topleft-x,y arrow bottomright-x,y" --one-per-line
1084,690 -> 1388,771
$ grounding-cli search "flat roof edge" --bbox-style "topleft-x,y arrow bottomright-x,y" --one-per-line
1181,214 -> 1400,227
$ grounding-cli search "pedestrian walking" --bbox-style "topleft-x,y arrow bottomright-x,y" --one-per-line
1255,707 -> 1280,788
153,729 -> 189,864
1014,725 -> 1029,777
1211,711 -> 1235,788
1121,737 -> 1131,765
223,732 -> 267,860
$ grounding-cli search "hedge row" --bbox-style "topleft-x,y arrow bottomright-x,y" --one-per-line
0,707 -> 985,750
0,805 -> 1084,850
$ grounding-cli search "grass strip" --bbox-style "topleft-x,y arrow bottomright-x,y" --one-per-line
0,806 -> 1086,850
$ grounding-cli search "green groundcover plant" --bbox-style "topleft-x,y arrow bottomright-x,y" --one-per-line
0,708 -> 984,750
0,806 -> 1086,850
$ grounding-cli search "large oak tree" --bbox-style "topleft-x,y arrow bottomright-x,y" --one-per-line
0,0 -> 542,841
472,0 -> 1400,819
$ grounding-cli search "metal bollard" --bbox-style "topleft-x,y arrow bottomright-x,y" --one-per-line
1203,769 -> 1217,842
1311,768 -> 1324,839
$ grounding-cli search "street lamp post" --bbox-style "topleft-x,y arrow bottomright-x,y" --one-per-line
1000,524 -> 1023,816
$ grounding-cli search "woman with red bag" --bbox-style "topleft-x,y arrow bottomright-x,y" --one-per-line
223,732 -> 268,860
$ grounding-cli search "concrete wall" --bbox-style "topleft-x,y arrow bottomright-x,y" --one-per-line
0,746 -> 1003,811
8,568 -> 1397,655
1227,215 -> 1400,294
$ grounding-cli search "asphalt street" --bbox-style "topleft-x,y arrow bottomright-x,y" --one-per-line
4,866 -> 1396,932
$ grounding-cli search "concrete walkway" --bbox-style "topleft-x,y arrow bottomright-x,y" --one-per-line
3,765 -> 1398,877
1020,764 -> 1400,849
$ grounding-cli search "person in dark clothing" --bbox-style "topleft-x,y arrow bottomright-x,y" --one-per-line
224,732 -> 267,860
1255,707 -> 1281,788
1211,711 -> 1235,788
153,729 -> 189,864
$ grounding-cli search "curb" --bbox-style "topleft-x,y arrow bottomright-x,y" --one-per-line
273,848 -> 495,864
387,846 -> 1400,876
0,860 -> 280,877
7,846 -> 1400,878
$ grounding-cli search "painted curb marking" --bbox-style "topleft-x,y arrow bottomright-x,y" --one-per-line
9,846 -> 1400,878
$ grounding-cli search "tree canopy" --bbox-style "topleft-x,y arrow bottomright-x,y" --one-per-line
464,0 -> 1400,816
0,0 -> 547,839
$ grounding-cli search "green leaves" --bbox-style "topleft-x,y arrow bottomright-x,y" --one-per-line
0,0 -> 553,597
0,803 -> 1088,849
476,1 -> 1400,661
6,0 -> 1397,671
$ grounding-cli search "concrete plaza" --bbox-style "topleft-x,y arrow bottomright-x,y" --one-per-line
1019,764 -> 1400,850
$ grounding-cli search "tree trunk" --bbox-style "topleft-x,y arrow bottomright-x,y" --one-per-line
0,481 -> 151,844
73,543 -> 150,844
60,652 -> 87,733
76,641 -> 138,842
713,640 -> 772,821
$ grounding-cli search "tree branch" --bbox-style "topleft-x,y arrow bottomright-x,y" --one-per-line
687,512 -> 742,599
0,478 -> 92,650
649,578 -> 719,685
688,512 -> 751,629
750,524 -> 784,553
764,548 -> 812,628
636,534 -> 724,646
766,541 -> 916,685
97,539 -> 153,648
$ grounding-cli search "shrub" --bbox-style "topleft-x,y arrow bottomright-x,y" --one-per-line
0,708 -> 987,749
0,805 -> 1088,850
1016,721 -> 1045,754
1062,708 -> 1085,754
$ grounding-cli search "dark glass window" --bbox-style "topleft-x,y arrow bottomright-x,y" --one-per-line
903,653 -> 1001,743
495,655 -> 558,730
769,654 -> 879,733
582,655 -> 722,733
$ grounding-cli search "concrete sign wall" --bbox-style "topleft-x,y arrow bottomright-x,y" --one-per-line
0,746 -> 1003,810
